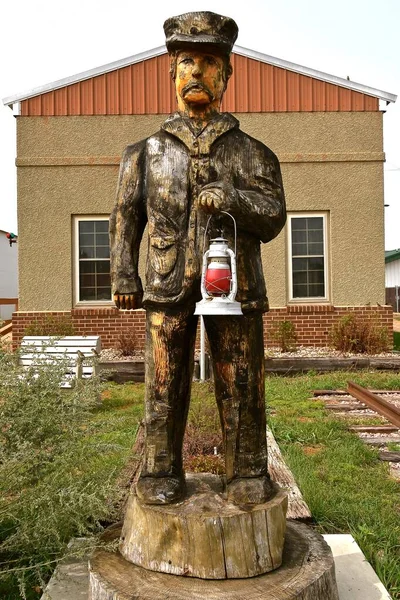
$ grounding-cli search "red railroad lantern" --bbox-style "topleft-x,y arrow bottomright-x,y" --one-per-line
194,213 -> 243,316
204,238 -> 232,296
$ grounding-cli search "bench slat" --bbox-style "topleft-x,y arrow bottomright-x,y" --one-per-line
20,350 -> 98,358
20,336 -> 101,387
21,337 -> 101,351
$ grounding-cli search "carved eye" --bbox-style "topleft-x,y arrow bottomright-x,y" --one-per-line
179,56 -> 194,66
205,56 -> 217,66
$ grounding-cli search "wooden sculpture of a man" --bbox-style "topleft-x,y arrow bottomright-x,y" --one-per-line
110,11 -> 286,506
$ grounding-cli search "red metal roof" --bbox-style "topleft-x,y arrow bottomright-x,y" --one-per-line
20,51 -> 378,116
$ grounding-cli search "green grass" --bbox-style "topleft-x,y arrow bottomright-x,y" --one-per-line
387,442 -> 400,452
265,371 -> 400,599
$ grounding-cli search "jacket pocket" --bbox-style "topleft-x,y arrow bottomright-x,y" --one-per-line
149,235 -> 177,276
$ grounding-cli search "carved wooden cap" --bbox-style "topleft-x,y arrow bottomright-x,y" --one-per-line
164,11 -> 238,55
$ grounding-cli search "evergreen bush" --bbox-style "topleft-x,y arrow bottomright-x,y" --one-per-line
0,348 -> 117,598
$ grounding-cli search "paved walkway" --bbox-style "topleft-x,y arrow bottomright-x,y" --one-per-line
393,315 -> 400,333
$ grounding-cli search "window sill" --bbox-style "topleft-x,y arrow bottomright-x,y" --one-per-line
73,301 -> 115,308
287,299 -> 331,305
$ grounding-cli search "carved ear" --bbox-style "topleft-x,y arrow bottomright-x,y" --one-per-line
222,61 -> 233,92
169,53 -> 177,80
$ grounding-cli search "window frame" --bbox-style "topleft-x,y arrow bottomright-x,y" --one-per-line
73,215 -> 113,306
287,212 -> 330,303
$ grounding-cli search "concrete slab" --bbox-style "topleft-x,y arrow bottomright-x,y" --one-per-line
323,534 -> 392,600
41,533 -> 392,599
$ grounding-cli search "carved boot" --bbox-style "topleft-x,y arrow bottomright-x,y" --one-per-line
136,474 -> 186,505
227,474 -> 275,505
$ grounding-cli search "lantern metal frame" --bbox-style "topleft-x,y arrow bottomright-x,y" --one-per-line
194,211 -> 243,317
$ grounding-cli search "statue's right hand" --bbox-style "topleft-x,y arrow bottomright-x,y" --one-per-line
113,292 -> 143,310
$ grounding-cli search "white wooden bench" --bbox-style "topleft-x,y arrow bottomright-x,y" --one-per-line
20,336 -> 101,388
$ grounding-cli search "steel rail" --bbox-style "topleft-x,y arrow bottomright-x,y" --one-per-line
347,381 -> 400,428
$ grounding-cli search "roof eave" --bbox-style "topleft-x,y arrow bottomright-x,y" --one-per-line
2,43 -> 397,107
385,253 -> 400,264
2,46 -> 167,107
234,45 -> 397,104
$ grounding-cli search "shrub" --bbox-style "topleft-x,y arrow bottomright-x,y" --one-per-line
270,320 -> 297,352
24,314 -> 76,336
0,347 -> 117,598
329,312 -> 389,354
117,328 -> 137,356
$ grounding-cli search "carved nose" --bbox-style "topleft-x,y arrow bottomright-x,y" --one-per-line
192,64 -> 202,77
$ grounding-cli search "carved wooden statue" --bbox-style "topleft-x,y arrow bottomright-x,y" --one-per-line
110,11 -> 286,507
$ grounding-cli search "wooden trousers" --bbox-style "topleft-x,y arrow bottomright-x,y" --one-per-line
141,305 -> 268,482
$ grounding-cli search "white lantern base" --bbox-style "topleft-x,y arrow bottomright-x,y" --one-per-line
194,297 -> 243,316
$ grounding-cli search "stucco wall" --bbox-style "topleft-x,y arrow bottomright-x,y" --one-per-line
16,111 -> 385,311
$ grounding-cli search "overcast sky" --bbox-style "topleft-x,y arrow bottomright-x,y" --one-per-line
1,0 -> 399,248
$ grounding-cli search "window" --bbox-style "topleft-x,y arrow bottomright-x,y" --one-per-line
288,213 -> 329,301
74,217 -> 112,303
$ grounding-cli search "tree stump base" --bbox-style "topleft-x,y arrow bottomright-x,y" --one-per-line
120,474 -> 288,579
89,520 -> 339,599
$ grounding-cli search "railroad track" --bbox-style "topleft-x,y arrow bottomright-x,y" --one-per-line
313,384 -> 400,478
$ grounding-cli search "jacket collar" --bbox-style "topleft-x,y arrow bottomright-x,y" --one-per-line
161,112 -> 239,155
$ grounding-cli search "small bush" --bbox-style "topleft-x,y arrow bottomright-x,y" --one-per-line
24,314 -> 76,336
0,347 -> 117,598
329,312 -> 389,354
270,320 -> 297,352
117,328 -> 137,357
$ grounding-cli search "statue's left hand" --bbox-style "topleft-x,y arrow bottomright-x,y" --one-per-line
198,181 -> 237,214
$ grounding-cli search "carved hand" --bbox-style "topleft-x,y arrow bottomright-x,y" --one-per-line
198,181 -> 237,214
113,292 -> 143,310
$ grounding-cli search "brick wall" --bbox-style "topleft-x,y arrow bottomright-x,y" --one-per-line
12,308 -> 146,351
264,304 -> 393,347
12,304 -> 393,350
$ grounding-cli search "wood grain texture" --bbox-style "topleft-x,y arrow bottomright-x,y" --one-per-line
89,521 -> 339,599
266,428 -> 312,521
120,475 -> 288,579
379,451 -> 400,462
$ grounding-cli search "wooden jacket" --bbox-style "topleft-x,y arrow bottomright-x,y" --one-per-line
110,112 -> 286,312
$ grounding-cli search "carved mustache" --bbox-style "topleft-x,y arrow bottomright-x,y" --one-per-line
182,81 -> 215,101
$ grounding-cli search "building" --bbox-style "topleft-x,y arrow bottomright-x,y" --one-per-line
385,249 -> 400,312
0,229 -> 18,321
2,45 -> 396,348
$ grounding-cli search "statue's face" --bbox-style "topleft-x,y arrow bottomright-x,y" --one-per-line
175,50 -> 226,108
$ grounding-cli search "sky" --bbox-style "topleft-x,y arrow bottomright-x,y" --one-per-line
1,0 -> 399,248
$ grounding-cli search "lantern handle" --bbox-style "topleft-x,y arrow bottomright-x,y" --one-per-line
203,211 -> 237,256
